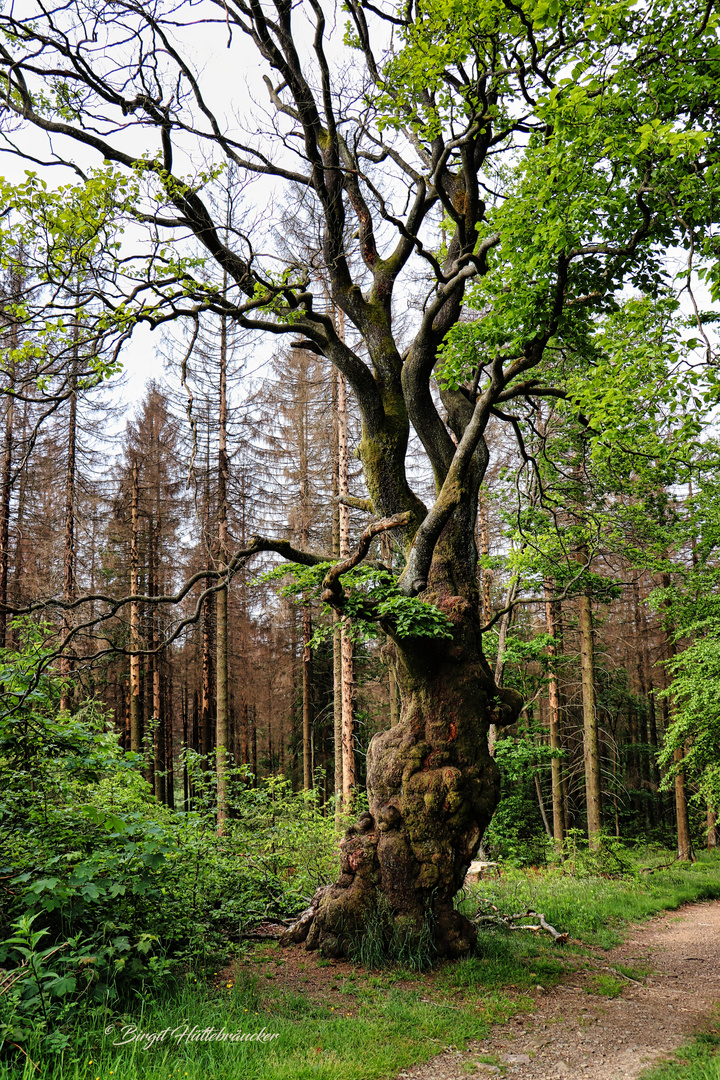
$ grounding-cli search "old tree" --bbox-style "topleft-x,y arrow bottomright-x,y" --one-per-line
0,0 -> 718,956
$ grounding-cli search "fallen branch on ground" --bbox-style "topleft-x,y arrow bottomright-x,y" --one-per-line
474,905 -> 568,943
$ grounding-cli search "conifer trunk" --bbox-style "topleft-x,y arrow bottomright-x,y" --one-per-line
201,581 -> 213,761
216,298 -> 229,830
660,572 -> 694,860
152,514 -> 165,805
544,580 -> 565,849
332,369 -> 343,824
337,368 -> 356,805
0,363 -> 14,650
578,591 -> 602,845
129,463 -> 141,752
59,323 -> 78,710
302,605 -> 314,790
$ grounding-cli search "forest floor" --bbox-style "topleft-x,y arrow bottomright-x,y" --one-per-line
396,899 -> 720,1080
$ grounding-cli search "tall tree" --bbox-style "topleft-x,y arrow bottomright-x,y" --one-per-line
2,0 -> 718,956
58,326 -> 78,711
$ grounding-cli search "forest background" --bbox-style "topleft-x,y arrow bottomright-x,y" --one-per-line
1,0 -> 720,1073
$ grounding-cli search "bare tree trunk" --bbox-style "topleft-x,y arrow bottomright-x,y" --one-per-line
0,365 -> 14,650
337,367 -> 356,805
674,747 -> 693,859
152,514 -> 165,805
660,572 -> 694,861
332,368 -> 344,825
632,578 -> 653,828
302,604 -> 314,790
10,399 -> 28,645
488,575 -> 518,756
535,772 -> 553,840
544,580 -> 564,850
241,701 -> 250,766
59,328 -> 78,710
296,356 -> 315,790
216,298 -> 230,831
129,463 -> 141,752
478,491 -> 492,625
639,586 -> 662,814
201,589 -> 213,761
165,668 -> 174,808
578,590 -> 602,846
333,610 -> 343,822
251,706 -> 257,784
182,680 -> 190,811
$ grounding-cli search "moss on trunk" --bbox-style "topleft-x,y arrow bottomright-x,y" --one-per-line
281,588 -> 522,961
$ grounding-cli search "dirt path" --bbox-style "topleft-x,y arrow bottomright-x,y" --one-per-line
396,900 -> 720,1080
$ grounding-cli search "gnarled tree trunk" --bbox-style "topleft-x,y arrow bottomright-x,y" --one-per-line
282,535 -> 521,959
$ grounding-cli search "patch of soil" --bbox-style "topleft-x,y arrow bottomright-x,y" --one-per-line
396,900 -> 720,1080
226,934 -> 421,1019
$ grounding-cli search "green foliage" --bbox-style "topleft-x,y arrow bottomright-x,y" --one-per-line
0,626 -> 350,1061
482,722 -> 559,865
257,562 -> 453,645
0,954 -> 501,1080
646,465 -> 720,815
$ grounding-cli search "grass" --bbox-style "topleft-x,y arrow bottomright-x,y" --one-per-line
640,1030 -> 720,1080
586,973 -> 623,998
438,928 -> 567,996
1,967 -> 514,1080
3,849 -> 720,1080
458,850 -> 720,947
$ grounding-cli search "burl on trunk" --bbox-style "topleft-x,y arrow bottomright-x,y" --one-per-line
281,591 -> 522,959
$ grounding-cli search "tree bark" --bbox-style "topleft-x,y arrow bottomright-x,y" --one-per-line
337,366 -> 356,806
488,575 -> 518,756
59,322 -> 78,711
544,580 -> 565,850
302,604 -> 314,790
674,747 -> 693,860
578,591 -> 602,845
332,369 -> 344,825
129,463 -> 141,752
282,521 -> 522,960
381,533 -> 400,729
216,297 -> 230,831
297,352 -> 314,790
0,363 -> 14,650
151,513 -> 165,805
660,572 -> 694,861
631,578 -> 653,828
10,398 -> 28,646
478,491 -> 492,625
201,583 -> 213,762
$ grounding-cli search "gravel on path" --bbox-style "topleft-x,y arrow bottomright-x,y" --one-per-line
395,900 -> 720,1080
